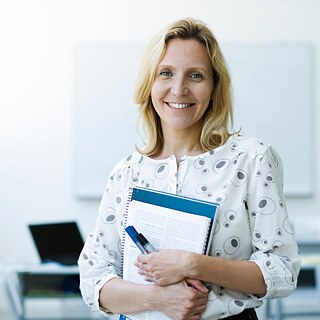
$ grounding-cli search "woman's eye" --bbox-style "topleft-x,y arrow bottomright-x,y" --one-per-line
190,73 -> 203,80
159,71 -> 173,77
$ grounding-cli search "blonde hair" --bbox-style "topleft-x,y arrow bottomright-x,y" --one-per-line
134,17 -> 234,156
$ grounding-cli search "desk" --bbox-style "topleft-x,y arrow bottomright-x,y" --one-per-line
4,263 -> 97,320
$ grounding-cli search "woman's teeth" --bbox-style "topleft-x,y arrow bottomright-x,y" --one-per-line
167,102 -> 192,109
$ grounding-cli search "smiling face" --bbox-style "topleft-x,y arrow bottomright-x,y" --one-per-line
151,38 -> 214,135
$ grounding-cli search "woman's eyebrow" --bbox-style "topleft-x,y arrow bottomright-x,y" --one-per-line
157,64 -> 210,73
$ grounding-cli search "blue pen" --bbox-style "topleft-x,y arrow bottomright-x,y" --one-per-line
137,233 -> 158,253
125,226 -> 148,254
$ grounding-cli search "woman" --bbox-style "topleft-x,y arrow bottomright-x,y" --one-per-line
78,17 -> 300,320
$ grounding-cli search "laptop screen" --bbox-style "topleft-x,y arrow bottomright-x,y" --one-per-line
28,221 -> 84,266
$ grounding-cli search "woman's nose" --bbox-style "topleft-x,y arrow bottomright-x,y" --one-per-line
171,78 -> 189,97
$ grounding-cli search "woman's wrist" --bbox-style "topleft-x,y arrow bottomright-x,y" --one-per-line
184,252 -> 217,281
184,252 -> 201,279
144,284 -> 162,310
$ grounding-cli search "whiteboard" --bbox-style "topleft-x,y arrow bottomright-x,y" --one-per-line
74,43 -> 314,199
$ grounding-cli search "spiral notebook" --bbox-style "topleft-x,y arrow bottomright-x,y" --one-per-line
121,187 -> 219,320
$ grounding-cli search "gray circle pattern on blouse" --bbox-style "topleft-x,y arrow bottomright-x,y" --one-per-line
78,134 -> 300,318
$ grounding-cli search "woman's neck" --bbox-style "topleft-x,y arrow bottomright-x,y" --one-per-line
153,127 -> 203,162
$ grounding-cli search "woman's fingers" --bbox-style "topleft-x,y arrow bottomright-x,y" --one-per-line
185,279 -> 209,293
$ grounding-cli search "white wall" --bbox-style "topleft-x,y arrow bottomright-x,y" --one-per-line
0,0 -> 319,268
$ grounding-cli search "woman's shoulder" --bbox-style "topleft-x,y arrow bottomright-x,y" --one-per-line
227,134 -> 273,153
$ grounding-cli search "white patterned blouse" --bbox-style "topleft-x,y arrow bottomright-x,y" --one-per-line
78,134 -> 301,319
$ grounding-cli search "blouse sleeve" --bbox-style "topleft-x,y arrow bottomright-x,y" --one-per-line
78,162 -> 128,316
247,144 -> 301,299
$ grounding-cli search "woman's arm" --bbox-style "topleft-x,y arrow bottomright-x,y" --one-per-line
99,277 -> 209,320
136,250 -> 266,295
188,254 -> 267,295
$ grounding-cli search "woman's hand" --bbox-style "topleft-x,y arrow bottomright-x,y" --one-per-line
151,280 -> 209,320
135,249 -> 192,286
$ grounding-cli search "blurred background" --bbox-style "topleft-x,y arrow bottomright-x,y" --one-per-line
0,0 -> 319,319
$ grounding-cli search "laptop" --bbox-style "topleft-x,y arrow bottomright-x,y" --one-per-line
28,221 -> 84,266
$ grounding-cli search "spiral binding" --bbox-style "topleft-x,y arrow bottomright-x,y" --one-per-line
120,187 -> 133,277
202,219 -> 213,254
